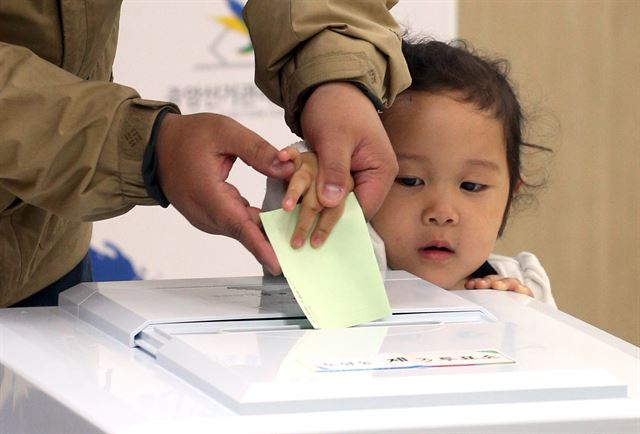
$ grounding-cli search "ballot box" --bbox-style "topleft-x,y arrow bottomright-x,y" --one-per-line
0,271 -> 638,433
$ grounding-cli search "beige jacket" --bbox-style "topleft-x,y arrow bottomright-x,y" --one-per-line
244,0 -> 411,134
0,0 -> 410,306
0,2 -> 175,306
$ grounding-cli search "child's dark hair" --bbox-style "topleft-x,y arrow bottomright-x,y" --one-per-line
401,38 -> 549,235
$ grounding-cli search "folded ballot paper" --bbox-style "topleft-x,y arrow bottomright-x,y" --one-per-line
260,193 -> 391,329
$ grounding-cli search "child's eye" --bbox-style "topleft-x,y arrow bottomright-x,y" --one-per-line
460,181 -> 487,192
395,177 -> 424,187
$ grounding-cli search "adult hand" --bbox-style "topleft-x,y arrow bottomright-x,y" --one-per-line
299,82 -> 398,220
155,113 -> 296,275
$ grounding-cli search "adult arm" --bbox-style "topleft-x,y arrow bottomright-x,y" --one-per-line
244,0 -> 411,218
244,0 -> 410,133
0,42 -> 176,221
0,41 -> 296,273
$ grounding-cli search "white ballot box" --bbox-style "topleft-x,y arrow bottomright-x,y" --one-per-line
0,271 -> 638,433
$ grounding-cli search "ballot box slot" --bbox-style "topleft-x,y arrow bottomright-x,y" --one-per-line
133,310 -> 492,357
141,310 -> 492,336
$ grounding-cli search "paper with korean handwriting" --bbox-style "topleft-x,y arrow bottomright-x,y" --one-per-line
260,193 -> 390,329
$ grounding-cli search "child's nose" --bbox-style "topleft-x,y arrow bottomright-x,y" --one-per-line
422,198 -> 459,226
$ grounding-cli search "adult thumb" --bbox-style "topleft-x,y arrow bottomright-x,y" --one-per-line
229,127 -> 296,180
315,141 -> 352,208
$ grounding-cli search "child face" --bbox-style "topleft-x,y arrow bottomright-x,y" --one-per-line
371,91 -> 510,289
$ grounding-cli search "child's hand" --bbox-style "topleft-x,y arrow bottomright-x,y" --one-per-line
276,146 -> 353,249
465,275 -> 534,297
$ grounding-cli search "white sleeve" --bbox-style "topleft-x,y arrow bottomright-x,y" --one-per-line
261,140 -> 310,212
488,252 -> 557,308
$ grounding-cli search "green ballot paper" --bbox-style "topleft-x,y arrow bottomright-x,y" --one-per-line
260,193 -> 391,329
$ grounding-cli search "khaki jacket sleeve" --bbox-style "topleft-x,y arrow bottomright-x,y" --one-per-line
0,42 -> 178,221
243,0 -> 411,135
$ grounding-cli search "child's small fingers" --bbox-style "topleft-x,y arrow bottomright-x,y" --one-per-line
492,277 -> 523,293
509,281 -> 534,297
486,277 -> 515,291
465,279 -> 479,289
310,202 -> 344,248
283,170 -> 313,211
479,279 -> 493,288
483,274 -> 502,283
465,278 -> 489,289
290,187 -> 323,249
489,278 -> 534,297
467,275 -> 533,298
517,285 -> 534,297
495,277 -> 520,290
491,280 -> 509,290
277,146 -> 302,169
477,275 -> 506,289
290,206 -> 318,249
300,151 -> 319,170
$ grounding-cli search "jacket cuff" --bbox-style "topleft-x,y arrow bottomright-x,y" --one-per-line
117,99 -> 179,206
283,51 -> 385,136
142,108 -> 175,207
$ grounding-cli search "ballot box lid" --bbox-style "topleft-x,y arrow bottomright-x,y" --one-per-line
57,272 -> 632,415
59,271 -> 493,347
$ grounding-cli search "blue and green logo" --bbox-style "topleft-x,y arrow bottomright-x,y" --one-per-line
213,0 -> 253,54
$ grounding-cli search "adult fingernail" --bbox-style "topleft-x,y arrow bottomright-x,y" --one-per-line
322,184 -> 344,202
291,237 -> 303,249
283,198 -> 294,210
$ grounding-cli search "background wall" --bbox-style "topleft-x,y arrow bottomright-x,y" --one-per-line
458,0 -> 639,345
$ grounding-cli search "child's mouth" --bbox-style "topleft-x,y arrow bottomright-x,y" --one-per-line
418,244 -> 454,261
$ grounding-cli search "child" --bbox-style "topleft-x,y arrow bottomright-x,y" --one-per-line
263,38 -> 556,307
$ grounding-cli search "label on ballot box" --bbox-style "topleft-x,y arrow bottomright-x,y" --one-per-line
308,349 -> 515,372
